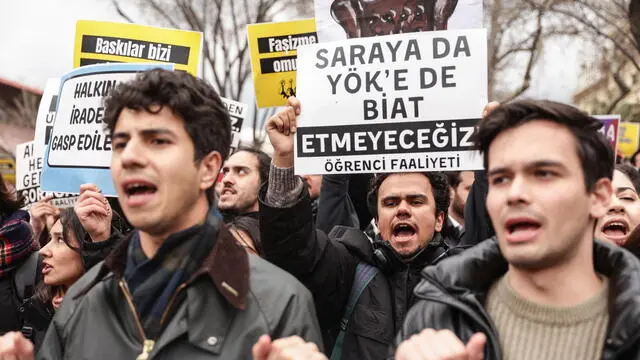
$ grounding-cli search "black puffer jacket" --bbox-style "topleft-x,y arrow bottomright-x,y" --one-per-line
396,238 -> 640,359
260,186 -> 457,360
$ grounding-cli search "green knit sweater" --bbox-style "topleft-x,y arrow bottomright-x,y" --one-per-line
486,275 -> 609,360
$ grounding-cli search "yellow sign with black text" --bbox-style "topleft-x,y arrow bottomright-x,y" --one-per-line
247,19 -> 317,108
74,20 -> 202,75
618,122 -> 640,157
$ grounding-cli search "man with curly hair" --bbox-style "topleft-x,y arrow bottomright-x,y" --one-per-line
0,69 -> 321,360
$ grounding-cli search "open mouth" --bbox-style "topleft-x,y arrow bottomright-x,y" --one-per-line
221,187 -> 236,196
506,220 -> 541,235
392,223 -> 417,238
123,181 -> 157,197
42,263 -> 53,275
601,220 -> 630,238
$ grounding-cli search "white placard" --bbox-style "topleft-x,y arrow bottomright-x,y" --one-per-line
221,97 -> 247,154
33,78 -> 61,157
15,141 -> 77,209
294,29 -> 488,175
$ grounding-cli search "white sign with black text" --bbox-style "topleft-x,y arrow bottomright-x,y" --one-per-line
15,141 -> 77,209
294,29 -> 488,175
33,78 -> 61,157
221,97 -> 247,154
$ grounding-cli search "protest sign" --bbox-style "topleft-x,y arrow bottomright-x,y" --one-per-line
74,20 -> 202,75
594,115 -> 620,158
315,0 -> 483,42
221,97 -> 247,154
294,29 -> 487,175
16,141 -> 77,209
41,63 -> 174,196
247,19 -> 317,108
33,78 -> 61,157
618,122 -> 640,157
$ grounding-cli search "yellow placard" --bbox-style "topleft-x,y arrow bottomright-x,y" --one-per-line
618,122 -> 640,157
247,19 -> 317,108
74,20 -> 202,75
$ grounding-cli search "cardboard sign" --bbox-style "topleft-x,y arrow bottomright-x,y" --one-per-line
15,141 -> 77,209
594,115 -> 620,157
247,19 -> 317,108
221,97 -> 247,154
294,29 -> 487,175
41,63 -> 174,196
33,78 -> 61,158
618,122 -> 640,157
315,0 -> 483,42
74,20 -> 202,75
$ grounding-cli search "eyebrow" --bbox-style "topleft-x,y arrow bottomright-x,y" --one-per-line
112,128 -> 177,140
616,187 -> 637,194
488,160 -> 567,177
51,231 -> 63,237
224,165 -> 251,171
381,194 -> 428,201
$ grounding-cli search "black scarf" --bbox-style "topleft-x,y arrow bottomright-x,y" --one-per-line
123,209 -> 221,339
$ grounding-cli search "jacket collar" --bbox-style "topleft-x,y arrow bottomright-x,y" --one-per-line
418,238 -> 640,348
97,212 -> 250,310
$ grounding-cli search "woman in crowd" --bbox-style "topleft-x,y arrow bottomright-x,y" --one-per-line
594,164 -> 640,246
0,174 -> 36,336
22,185 -> 126,351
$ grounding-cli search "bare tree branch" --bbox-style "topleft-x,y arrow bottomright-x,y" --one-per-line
503,5 -> 545,102
111,0 -> 136,23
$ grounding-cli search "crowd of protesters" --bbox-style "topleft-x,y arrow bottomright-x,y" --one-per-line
0,66 -> 638,360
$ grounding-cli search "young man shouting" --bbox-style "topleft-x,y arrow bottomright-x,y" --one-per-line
395,100 -> 640,360
0,69 -> 321,360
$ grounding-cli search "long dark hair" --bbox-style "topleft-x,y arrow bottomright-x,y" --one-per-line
36,208 -> 89,304
0,173 -> 24,215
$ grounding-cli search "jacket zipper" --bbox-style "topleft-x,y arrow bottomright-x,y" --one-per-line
159,283 -> 188,326
119,280 -> 155,360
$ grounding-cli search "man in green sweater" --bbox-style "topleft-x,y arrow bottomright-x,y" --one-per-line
395,100 -> 640,360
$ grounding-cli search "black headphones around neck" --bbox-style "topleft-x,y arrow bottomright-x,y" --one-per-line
371,232 -> 450,274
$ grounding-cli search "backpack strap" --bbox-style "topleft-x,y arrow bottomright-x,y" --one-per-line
330,262 -> 379,360
13,251 -> 40,341
14,251 -> 39,300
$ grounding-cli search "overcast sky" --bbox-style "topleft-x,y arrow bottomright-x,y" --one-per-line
0,0 -> 582,104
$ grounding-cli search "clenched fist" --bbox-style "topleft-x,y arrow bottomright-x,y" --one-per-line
395,329 -> 486,360
266,97 -> 301,169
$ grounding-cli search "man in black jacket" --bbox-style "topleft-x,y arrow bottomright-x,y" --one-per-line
395,100 -> 640,360
259,97 -> 457,360
0,69 -> 322,360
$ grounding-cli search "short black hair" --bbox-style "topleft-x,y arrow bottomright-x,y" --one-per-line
475,99 -> 614,191
233,147 -> 271,186
103,69 -> 232,204
615,164 -> 640,193
366,172 -> 450,220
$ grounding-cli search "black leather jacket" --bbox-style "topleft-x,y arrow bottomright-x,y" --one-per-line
396,238 -> 640,360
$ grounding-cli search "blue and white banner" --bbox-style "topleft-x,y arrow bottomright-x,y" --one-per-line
41,62 -> 174,196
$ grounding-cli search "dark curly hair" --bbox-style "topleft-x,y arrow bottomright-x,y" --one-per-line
475,100 -> 613,191
366,172 -> 450,220
234,147 -> 272,186
103,69 -> 232,204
